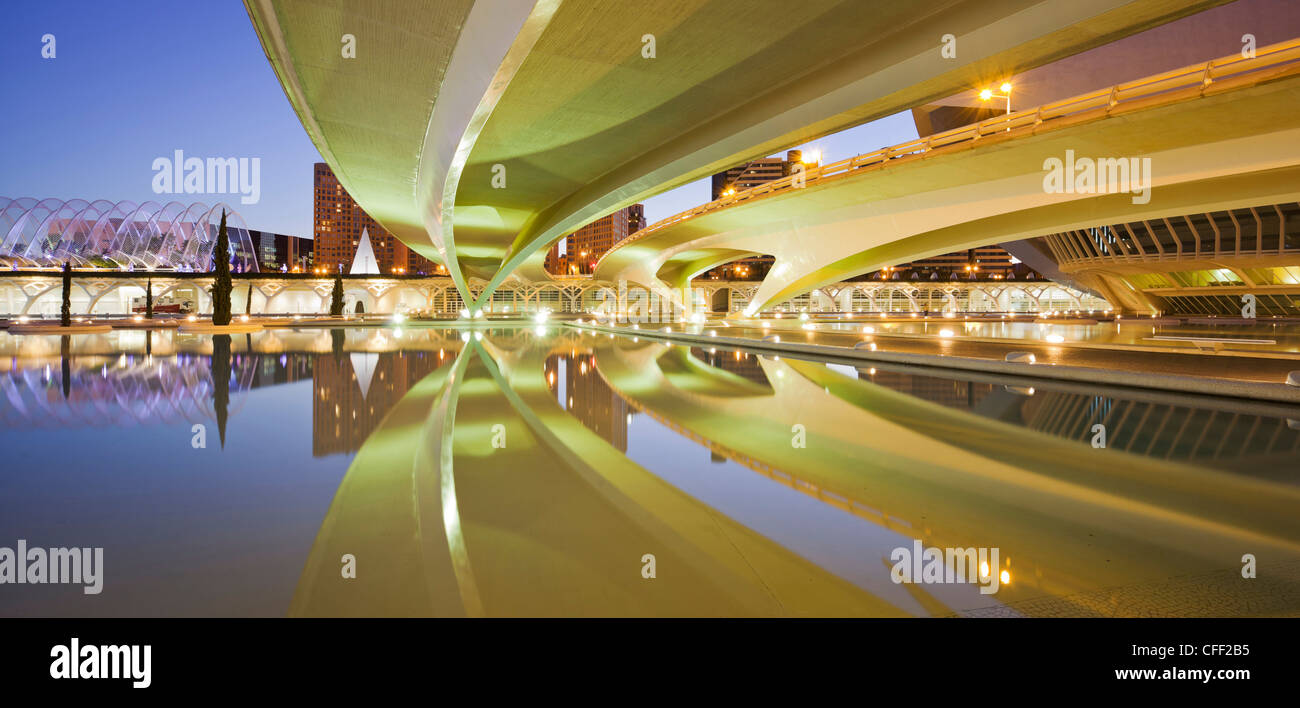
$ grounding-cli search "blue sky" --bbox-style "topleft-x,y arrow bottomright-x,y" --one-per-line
0,1 -> 321,237
642,113 -> 920,221
0,1 -> 918,237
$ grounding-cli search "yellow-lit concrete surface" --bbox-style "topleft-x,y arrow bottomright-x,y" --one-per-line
285,326 -> 1300,616
574,318 -> 1300,396
245,0 -> 1227,308
597,39 -> 1300,313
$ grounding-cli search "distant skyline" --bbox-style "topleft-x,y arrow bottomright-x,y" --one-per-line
1,1 -> 918,240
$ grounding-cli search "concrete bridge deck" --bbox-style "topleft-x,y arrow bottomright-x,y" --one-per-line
596,38 -> 1300,313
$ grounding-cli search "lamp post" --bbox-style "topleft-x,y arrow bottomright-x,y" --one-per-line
979,82 -> 1013,115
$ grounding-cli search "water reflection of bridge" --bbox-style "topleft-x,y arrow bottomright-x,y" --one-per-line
1019,389 -> 1300,473
593,342 -> 1300,616
287,330 -> 1300,617
9,327 -> 1299,617
844,365 -> 1300,473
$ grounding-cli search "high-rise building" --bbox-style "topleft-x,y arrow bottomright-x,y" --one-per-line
248,230 -> 313,272
710,150 -> 810,200
313,163 -> 434,275
626,203 -> 646,233
545,204 -> 645,275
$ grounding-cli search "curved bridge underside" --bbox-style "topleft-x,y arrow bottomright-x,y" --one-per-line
245,0 -> 1225,311
597,56 -> 1300,312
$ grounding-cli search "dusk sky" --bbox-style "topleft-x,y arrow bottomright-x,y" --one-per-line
1,1 -> 919,238
1,1 -> 321,237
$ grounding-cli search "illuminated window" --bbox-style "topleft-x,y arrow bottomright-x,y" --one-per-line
1166,269 -> 1243,287
1125,273 -> 1172,290
1243,266 -> 1300,285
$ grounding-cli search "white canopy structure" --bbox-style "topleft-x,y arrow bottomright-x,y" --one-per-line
349,227 -> 379,275
0,197 -> 258,271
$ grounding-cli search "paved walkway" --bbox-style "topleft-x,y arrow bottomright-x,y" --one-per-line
575,318 -> 1300,402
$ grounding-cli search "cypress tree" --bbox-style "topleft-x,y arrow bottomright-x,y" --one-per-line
330,269 -> 344,316
61,335 -> 71,399
331,328 -> 345,360
211,334 -> 231,448
60,261 -> 72,326
212,210 -> 232,325
145,276 -> 154,319
246,281 -> 253,316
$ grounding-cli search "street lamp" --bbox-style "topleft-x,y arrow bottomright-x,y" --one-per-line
979,82 -> 1013,115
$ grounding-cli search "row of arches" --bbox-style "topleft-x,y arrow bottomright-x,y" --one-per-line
0,278 -> 601,317
690,282 -> 1108,314
0,275 -> 1109,318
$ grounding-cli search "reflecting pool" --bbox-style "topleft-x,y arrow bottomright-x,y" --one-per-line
2,326 -> 1299,617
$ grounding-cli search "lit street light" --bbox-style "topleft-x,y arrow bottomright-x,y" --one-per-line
980,82 -> 1013,117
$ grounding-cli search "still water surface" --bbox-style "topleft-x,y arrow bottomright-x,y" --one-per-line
2,326 -> 1298,617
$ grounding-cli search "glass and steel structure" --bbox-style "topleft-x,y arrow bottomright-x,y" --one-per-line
0,197 -> 259,271
1044,202 -> 1300,315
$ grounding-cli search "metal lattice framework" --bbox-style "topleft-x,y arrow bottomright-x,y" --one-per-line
1043,202 -> 1300,315
0,358 -> 258,428
1044,203 -> 1300,268
0,197 -> 259,271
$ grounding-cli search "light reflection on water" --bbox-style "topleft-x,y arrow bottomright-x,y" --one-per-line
811,317 -> 1300,352
2,326 -> 1299,617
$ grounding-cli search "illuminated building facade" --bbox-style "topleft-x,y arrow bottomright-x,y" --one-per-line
545,205 -> 645,276
313,163 -> 434,275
